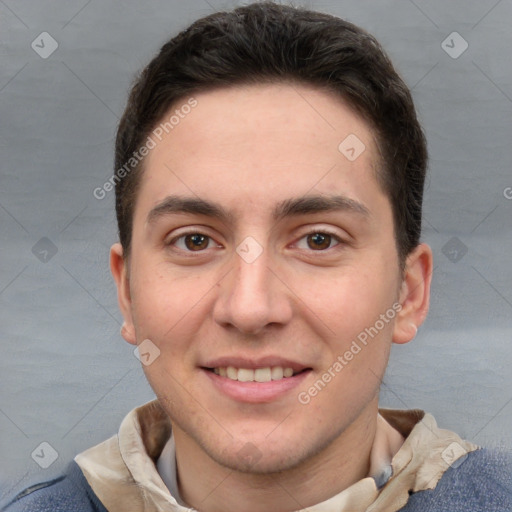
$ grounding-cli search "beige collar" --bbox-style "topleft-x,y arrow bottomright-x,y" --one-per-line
75,400 -> 478,512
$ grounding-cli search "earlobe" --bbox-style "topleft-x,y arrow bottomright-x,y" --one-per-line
110,243 -> 137,346
120,322 -> 136,345
392,243 -> 433,345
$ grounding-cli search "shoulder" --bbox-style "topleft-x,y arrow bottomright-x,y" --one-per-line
1,461 -> 107,512
399,447 -> 512,511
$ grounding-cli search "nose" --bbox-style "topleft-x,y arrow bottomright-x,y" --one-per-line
213,247 -> 293,335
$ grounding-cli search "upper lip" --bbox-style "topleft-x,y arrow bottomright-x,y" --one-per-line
201,356 -> 310,373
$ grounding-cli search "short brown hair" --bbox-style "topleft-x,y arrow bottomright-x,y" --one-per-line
115,1 -> 427,264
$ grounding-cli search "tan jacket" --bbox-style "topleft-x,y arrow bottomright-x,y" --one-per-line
75,400 -> 477,512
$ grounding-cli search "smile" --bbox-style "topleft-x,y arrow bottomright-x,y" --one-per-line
209,366 -> 298,382
202,363 -> 312,403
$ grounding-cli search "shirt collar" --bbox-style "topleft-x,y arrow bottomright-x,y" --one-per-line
75,400 -> 478,512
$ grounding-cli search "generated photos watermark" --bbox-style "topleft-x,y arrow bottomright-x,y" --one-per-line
93,97 -> 198,200
298,302 -> 402,405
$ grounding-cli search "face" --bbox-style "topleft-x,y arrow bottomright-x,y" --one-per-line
111,83 -> 430,474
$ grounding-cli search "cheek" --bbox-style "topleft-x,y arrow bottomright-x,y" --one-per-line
297,263 -> 398,338
130,265 -> 215,352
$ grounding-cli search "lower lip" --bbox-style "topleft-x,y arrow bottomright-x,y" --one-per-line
202,369 -> 311,403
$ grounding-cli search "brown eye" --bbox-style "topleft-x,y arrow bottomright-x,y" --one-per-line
306,233 -> 332,250
184,234 -> 210,251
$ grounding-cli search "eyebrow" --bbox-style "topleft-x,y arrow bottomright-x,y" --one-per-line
146,194 -> 370,226
273,195 -> 370,221
146,196 -> 235,225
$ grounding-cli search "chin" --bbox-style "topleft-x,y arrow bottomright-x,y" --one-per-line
216,445 -> 310,475
206,424 -> 333,476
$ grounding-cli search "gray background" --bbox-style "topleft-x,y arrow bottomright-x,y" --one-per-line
1,0 -> 511,504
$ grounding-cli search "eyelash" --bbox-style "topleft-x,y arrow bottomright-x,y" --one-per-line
167,230 -> 220,252
294,230 -> 343,251
166,229 -> 344,253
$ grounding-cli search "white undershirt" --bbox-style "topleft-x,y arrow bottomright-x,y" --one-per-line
156,434 -> 188,506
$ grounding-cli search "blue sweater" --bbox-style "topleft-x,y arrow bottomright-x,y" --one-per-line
2,448 -> 511,511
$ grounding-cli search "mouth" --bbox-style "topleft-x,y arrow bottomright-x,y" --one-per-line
200,360 -> 312,403
203,366 -> 310,382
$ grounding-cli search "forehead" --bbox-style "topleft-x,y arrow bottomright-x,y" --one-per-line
137,83 -> 383,217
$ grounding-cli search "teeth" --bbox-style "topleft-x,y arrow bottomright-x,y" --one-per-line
214,366 -> 296,382
237,368 -> 254,382
255,368 -> 271,383
271,366 -> 284,380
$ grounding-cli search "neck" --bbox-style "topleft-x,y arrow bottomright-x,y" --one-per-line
173,401 -> 380,512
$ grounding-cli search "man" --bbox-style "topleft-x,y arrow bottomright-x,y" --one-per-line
4,2 -> 511,511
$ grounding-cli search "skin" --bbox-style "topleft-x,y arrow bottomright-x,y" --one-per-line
110,83 -> 433,512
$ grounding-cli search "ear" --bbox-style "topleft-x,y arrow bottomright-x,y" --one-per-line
110,243 -> 137,345
392,243 -> 433,344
